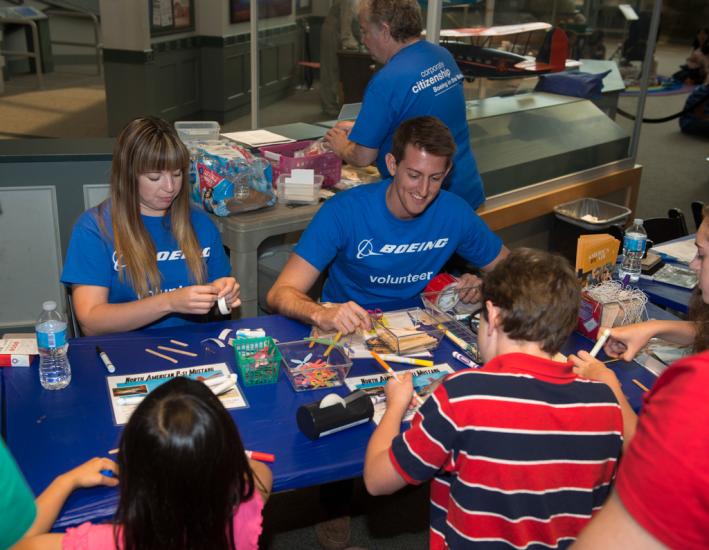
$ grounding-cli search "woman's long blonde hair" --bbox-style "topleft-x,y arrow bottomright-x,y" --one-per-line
99,116 -> 205,298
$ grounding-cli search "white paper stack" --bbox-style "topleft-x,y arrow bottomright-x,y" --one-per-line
281,169 -> 318,203
221,129 -> 294,147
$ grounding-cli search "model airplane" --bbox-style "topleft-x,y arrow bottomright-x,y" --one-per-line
440,23 -> 572,78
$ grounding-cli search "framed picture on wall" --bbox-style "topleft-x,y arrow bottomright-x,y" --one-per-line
151,0 -> 194,35
229,0 -> 292,24
296,0 -> 312,16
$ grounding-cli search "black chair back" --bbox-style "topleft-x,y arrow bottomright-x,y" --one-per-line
692,201 -> 705,230
643,209 -> 689,245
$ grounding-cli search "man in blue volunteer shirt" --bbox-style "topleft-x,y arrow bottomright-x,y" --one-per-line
323,0 -> 486,210
267,116 -> 508,335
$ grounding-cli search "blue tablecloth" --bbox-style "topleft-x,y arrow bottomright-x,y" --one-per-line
3,313 -> 655,529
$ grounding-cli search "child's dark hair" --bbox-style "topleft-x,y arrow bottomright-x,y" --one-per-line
114,377 -> 254,550
481,248 -> 581,354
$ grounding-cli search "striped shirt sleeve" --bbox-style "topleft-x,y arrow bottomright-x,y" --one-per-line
390,382 -> 459,484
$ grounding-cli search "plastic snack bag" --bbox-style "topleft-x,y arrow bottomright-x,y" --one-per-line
191,141 -> 276,216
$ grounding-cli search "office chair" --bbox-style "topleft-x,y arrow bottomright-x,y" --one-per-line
692,201 -> 705,230
643,208 -> 689,245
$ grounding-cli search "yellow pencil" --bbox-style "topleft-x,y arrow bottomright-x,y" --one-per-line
632,379 -> 650,392
370,351 -> 424,406
323,331 -> 342,357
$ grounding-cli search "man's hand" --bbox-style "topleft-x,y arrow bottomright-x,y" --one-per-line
212,276 -> 241,309
312,301 -> 372,334
456,273 -> 483,303
384,373 -> 415,418
324,126 -> 351,156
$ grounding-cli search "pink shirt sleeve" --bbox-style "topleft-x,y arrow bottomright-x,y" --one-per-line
62,493 -> 264,550
62,522 -> 119,550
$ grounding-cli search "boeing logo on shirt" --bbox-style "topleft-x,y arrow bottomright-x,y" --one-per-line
112,247 -> 212,272
355,238 -> 449,260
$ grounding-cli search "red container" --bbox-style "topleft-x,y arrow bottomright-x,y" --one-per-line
259,140 -> 342,188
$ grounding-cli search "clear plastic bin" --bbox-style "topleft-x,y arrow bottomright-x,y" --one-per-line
174,121 -> 221,143
276,174 -> 323,205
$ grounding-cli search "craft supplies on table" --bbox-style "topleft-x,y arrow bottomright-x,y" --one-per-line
296,390 -> 374,440
276,172 -> 323,205
106,363 -> 247,425
371,308 -> 444,355
233,336 -> 282,386
577,281 -> 648,339
278,339 -> 352,391
259,139 -> 342,187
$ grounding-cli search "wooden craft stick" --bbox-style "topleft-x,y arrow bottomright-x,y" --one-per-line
323,332 -> 342,357
370,351 -> 424,406
603,358 -> 623,364
632,379 -> 650,392
145,348 -> 178,364
157,345 -> 198,357
169,339 -> 189,347
108,448 -> 119,455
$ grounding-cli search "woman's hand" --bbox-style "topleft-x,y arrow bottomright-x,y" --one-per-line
60,457 -> 119,490
602,323 -> 657,362
167,284 -> 219,314
212,277 -> 241,309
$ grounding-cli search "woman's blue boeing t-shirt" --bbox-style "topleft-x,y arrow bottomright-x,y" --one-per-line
348,40 -> 485,209
61,204 -> 231,330
293,180 -> 502,307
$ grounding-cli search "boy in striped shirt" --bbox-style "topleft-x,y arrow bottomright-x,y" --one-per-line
364,248 -> 624,549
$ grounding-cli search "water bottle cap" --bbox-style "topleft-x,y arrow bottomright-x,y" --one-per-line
42,301 -> 57,311
634,218 -> 643,225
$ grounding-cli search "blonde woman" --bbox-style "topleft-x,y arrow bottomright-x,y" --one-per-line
61,117 -> 240,335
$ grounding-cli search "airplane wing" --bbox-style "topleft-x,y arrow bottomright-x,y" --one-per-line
440,22 -> 552,38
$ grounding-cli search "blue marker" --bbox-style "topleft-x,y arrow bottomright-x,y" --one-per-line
100,469 -> 116,479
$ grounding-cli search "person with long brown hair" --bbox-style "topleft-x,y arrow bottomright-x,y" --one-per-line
569,204 -> 709,441
61,116 -> 240,335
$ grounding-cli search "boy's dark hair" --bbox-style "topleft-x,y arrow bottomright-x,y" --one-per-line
363,0 -> 423,42
390,116 -> 456,167
115,377 -> 254,550
481,248 -> 581,354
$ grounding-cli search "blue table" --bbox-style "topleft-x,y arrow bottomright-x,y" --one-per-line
636,234 -> 696,314
2,312 -> 654,529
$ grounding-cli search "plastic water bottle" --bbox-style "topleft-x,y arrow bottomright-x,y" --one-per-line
36,301 -> 71,390
618,218 -> 647,284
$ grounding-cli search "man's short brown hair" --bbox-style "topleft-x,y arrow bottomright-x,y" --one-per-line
362,0 -> 423,42
390,116 -> 456,166
481,248 -> 581,354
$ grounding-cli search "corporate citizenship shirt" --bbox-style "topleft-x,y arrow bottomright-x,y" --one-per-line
348,40 -> 485,209
293,179 -> 501,306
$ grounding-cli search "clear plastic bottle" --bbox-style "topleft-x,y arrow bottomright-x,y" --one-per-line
618,218 -> 647,283
35,301 -> 71,390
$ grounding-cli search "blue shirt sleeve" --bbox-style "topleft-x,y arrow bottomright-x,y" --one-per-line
61,209 -> 114,288
348,76 -> 397,150
293,198 -> 347,272
455,207 -> 503,268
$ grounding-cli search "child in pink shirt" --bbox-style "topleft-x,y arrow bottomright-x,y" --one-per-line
15,377 -> 272,550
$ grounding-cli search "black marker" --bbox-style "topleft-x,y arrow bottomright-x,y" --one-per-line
96,346 -> 116,373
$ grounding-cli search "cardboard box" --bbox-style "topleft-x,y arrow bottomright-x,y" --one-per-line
577,292 -> 637,340
0,338 -> 37,367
